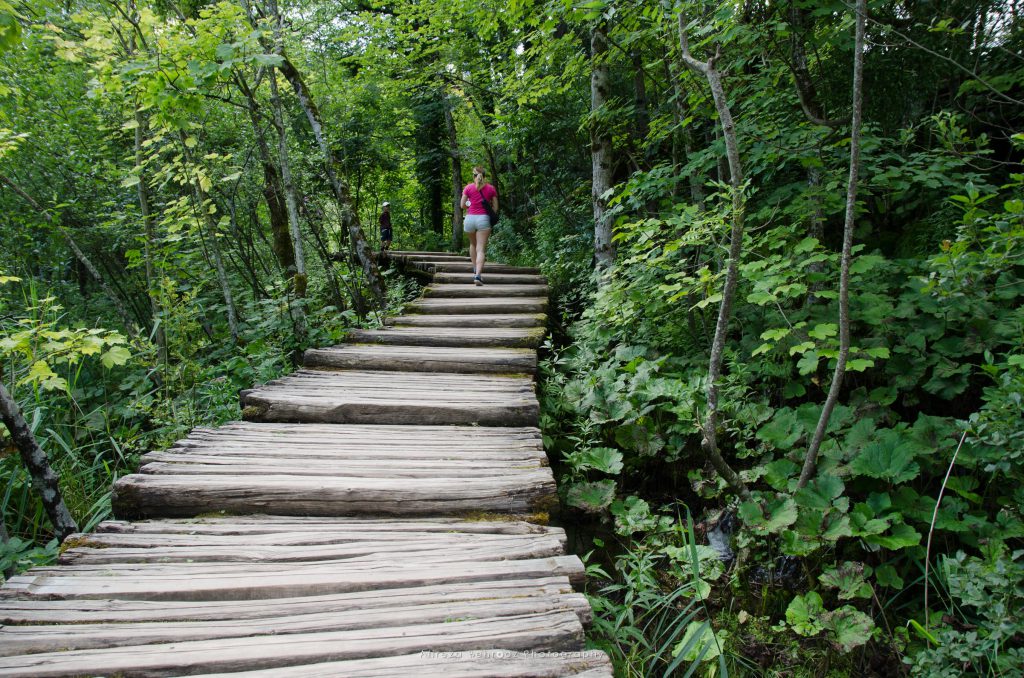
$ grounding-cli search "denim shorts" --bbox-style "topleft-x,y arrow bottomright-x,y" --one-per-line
464,214 -> 491,233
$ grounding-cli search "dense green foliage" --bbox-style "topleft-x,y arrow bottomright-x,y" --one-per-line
2,0 -> 1023,675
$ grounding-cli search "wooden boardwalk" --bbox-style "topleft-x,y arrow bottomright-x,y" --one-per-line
0,252 -> 612,677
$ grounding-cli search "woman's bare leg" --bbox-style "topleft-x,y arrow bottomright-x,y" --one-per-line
475,229 -> 491,275
468,231 -> 478,273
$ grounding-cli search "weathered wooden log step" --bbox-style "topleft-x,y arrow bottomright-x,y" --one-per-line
56,528 -> 568,567
93,515 -> 556,535
133,456 -> 547,476
240,369 -> 538,426
113,470 -> 555,519
0,610 -> 586,677
413,261 -> 541,275
389,313 -> 547,328
433,272 -> 547,285
2,554 -> 586,600
407,297 -> 548,315
424,283 -> 549,298
0,576 -> 579,624
188,649 -> 613,678
344,327 -> 546,349
388,252 -> 470,263
305,344 -> 537,374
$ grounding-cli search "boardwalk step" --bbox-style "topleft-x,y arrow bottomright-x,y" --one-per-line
344,327 -> 546,349
188,649 -> 613,677
424,284 -> 549,298
114,423 -> 551,519
413,261 -> 541,275
389,313 -> 547,328
433,272 -> 547,285
407,297 -> 548,315
304,344 -> 537,374
239,370 -> 537,426
0,518 -> 593,675
0,612 -> 586,677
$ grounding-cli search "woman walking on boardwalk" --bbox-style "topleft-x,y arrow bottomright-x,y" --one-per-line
460,166 -> 498,286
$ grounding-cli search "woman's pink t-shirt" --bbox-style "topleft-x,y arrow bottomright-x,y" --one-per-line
463,183 -> 497,215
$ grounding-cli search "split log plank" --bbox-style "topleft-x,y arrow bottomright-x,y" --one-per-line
433,272 -> 547,285
240,370 -> 538,427
0,610 -> 584,678
423,284 -> 550,299
113,471 -> 556,519
413,261 -> 542,275
187,650 -> 613,678
344,327 -> 546,349
388,313 -> 547,328
0,596 -> 591,657
304,344 -> 537,374
0,578 -> 579,624
407,297 -> 548,315
4,555 -> 586,600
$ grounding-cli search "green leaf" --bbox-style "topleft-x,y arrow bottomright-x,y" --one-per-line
761,327 -> 791,341
693,292 -> 722,310
819,561 -> 873,600
846,358 -> 875,372
121,175 -> 140,187
763,459 -> 798,491
795,476 -> 845,511
566,480 -> 616,513
850,433 -> 920,483
864,522 -> 921,550
809,323 -> 838,340
100,345 -> 131,368
786,592 -> 825,636
578,447 -> 623,474
253,53 -> 284,67
797,351 -> 820,375
823,606 -> 874,651
739,496 -> 798,533
790,341 -> 815,356
673,621 -> 723,662
874,564 -> 904,589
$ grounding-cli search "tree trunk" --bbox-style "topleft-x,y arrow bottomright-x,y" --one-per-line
269,71 -> 308,340
134,104 -> 168,366
445,96 -> 464,252
797,0 -> 867,488
590,18 -> 614,269
0,382 -> 78,542
179,134 -> 241,345
677,11 -> 751,501
632,51 -> 650,160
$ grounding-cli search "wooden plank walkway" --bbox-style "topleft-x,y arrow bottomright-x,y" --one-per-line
0,252 -> 612,677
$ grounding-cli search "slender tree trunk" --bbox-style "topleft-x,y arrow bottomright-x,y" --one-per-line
269,71 -> 308,340
632,51 -> 650,159
591,18 -> 615,269
678,11 -> 751,501
179,134 -> 241,345
251,0 -> 384,307
666,55 -> 705,207
133,104 -> 167,366
797,0 -> 866,489
0,383 -> 78,541
445,96 -> 464,252
235,71 -> 296,278
275,56 -> 385,307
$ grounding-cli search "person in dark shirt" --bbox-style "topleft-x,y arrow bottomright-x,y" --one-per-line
379,202 -> 393,251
